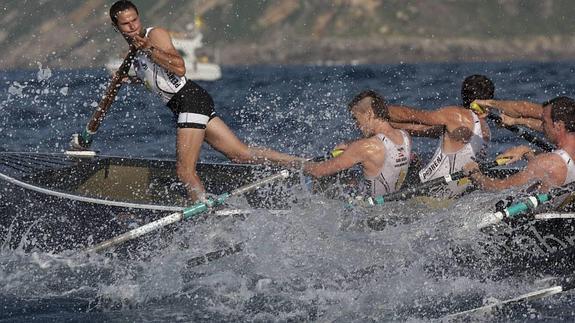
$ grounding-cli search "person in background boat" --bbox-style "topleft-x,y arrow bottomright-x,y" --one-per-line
303,90 -> 412,197
465,96 -> 575,192
72,0 -> 300,202
385,74 -> 494,197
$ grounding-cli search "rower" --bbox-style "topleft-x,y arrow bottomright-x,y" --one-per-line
465,96 -> 575,192
385,75 -> 494,198
71,0 -> 301,202
303,90 -> 412,197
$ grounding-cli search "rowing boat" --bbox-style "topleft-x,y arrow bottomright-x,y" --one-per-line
0,151 -> 349,252
476,210 -> 575,278
3,149 -> 573,271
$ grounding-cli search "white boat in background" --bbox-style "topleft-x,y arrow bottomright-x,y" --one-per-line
106,30 -> 222,81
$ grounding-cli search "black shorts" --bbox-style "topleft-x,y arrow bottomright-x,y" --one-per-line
166,81 -> 216,129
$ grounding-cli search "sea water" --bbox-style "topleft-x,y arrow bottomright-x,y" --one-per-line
1,62 -> 575,321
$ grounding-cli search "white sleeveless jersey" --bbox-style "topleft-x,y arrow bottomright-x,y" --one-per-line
133,28 -> 187,103
364,131 -> 411,197
418,112 -> 489,198
554,149 -> 575,185
419,112 -> 488,182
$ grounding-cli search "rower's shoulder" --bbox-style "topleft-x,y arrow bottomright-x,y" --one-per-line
348,137 -> 382,153
147,27 -> 172,40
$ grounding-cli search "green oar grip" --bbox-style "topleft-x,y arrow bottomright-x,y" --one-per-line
182,193 -> 230,220
504,194 -> 551,218
372,196 -> 384,205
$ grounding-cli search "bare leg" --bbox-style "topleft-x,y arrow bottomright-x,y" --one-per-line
176,128 -> 206,201
204,117 -> 304,167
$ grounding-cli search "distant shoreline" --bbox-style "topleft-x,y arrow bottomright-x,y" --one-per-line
2,35 -> 575,69
217,35 -> 575,66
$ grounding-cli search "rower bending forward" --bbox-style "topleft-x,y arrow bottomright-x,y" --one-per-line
304,90 -> 412,197
466,96 -> 575,192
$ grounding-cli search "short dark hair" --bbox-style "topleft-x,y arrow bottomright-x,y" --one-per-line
461,74 -> 495,108
110,0 -> 138,25
348,90 -> 390,120
543,96 -> 575,132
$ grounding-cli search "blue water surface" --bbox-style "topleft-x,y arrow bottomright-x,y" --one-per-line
1,61 -> 575,322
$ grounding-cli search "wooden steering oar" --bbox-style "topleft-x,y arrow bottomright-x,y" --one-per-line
71,49 -> 136,149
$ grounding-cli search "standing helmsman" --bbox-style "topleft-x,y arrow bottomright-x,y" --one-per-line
73,1 -> 300,201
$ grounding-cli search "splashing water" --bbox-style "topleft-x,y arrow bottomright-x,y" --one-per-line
2,63 -> 575,321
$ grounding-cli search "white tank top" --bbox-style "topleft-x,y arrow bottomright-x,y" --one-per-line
419,112 -> 488,182
554,149 -> 575,185
133,28 -> 187,103
364,130 -> 411,197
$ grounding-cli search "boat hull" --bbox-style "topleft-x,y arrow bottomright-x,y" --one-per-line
0,152 -> 355,253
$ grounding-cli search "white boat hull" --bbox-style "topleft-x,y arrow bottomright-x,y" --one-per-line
105,59 -> 221,81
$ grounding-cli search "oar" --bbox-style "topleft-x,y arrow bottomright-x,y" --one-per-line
445,275 -> 575,318
71,49 -> 136,149
478,180 -> 575,229
84,170 -> 290,253
444,285 -> 564,319
357,158 -> 510,206
470,102 -> 556,152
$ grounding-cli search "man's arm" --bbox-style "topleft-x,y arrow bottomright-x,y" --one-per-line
496,145 -> 536,164
500,114 -> 543,132
388,105 -> 470,134
304,140 -> 367,178
390,122 -> 443,138
132,28 -> 185,77
468,154 -> 564,191
474,99 -> 543,119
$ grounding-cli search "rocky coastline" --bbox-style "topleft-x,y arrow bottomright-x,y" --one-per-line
3,35 -> 575,70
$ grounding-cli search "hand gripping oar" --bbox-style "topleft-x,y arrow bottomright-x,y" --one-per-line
71,49 -> 136,150
356,158 -> 510,206
84,170 -> 290,253
309,148 -> 344,162
470,102 -> 556,152
478,180 -> 575,229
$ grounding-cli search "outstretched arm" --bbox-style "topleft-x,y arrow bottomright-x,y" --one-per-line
466,153 -> 564,191
500,114 -> 543,132
304,140 -> 367,178
388,105 -> 469,133
473,99 -> 543,120
390,122 -> 443,138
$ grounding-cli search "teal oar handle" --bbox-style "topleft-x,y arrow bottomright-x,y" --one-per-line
84,170 -> 289,254
480,182 -> 575,229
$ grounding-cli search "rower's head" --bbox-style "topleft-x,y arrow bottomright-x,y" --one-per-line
348,90 -> 389,135
461,75 -> 495,108
110,1 -> 142,40
542,96 -> 575,143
